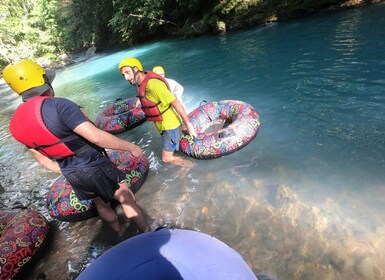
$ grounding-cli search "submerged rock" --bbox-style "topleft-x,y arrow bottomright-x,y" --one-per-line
356,257 -> 376,280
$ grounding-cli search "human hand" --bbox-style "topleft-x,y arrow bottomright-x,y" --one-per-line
129,144 -> 143,158
186,122 -> 197,138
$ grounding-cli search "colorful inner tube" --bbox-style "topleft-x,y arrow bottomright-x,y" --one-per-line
0,208 -> 50,280
180,100 -> 261,159
45,150 -> 149,222
95,98 -> 146,134
77,228 -> 258,280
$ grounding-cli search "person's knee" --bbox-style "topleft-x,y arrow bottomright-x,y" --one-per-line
93,198 -> 118,223
106,213 -> 119,224
92,197 -> 109,210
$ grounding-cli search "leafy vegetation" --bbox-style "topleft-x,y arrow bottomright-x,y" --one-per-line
0,0 -> 380,70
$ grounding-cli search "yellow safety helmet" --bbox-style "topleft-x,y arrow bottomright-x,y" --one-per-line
152,66 -> 165,76
2,59 -> 55,101
118,57 -> 143,72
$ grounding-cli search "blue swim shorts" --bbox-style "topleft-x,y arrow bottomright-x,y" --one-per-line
161,126 -> 182,152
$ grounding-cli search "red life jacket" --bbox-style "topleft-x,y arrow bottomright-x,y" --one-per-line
138,71 -> 172,122
9,96 -> 78,159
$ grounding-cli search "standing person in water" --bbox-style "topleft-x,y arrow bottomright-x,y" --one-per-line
3,59 -> 147,235
152,66 -> 186,110
119,57 -> 196,166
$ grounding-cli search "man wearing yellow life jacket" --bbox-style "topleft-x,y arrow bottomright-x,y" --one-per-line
3,59 -> 147,235
119,57 -> 197,166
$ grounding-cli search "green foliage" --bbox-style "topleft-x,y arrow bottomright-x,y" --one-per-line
0,0 -> 118,68
0,0 -> 35,65
0,0 -> 370,69
108,0 -> 218,41
0,0 -> 60,68
55,0 -> 115,52
109,0 -> 166,42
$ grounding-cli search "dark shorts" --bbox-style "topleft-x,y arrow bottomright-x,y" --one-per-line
161,126 -> 182,152
63,161 -> 125,203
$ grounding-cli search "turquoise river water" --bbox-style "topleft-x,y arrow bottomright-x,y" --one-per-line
0,3 -> 385,280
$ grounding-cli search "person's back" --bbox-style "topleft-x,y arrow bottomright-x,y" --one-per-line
3,59 -> 147,234
165,77 -> 183,102
152,66 -> 185,109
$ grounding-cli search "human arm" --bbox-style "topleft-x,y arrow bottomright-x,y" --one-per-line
53,98 -> 143,157
73,121 -> 143,157
29,149 -> 62,174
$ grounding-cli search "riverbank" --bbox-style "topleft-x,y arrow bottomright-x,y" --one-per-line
0,0 -> 383,75
43,0 -> 385,69
190,0 -> 383,35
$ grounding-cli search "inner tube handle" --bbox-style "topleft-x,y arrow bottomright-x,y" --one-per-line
199,100 -> 208,107
218,128 -> 234,139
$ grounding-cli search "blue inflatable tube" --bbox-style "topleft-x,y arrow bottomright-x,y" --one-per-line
77,229 -> 258,280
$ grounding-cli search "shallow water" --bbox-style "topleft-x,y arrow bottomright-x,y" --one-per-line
1,3 -> 385,280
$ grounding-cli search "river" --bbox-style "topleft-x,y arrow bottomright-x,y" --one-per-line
1,2 -> 385,280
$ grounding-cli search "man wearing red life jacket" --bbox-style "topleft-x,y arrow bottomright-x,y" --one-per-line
3,59 -> 147,235
119,58 -> 197,166
152,65 -> 186,110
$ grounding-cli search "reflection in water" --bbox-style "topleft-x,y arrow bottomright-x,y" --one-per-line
1,3 -> 385,280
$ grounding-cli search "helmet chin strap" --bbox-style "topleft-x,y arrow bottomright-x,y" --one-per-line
43,74 -> 55,96
47,87 -> 55,97
130,67 -> 140,87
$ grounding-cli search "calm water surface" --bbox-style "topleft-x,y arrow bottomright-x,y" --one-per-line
1,3 -> 385,280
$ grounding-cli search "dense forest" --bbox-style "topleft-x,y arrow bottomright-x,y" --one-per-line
0,0 -> 382,70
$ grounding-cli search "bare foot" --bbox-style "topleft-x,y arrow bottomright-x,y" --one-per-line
166,156 -> 194,168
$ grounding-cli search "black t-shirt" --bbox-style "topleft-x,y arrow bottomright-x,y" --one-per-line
41,98 -> 109,171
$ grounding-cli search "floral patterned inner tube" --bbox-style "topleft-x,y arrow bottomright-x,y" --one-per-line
180,100 -> 261,159
46,150 -> 150,222
95,98 -> 146,134
0,209 -> 50,280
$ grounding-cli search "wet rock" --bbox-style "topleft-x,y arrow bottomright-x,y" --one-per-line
356,257 -> 375,280
213,21 -> 226,35
191,20 -> 210,35
85,47 -> 96,57
324,251 -> 346,272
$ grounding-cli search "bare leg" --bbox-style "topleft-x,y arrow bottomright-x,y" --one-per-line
162,150 -> 193,168
113,182 -> 147,232
92,197 -> 124,235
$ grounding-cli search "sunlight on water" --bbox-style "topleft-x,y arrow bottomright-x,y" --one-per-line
1,3 -> 385,280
